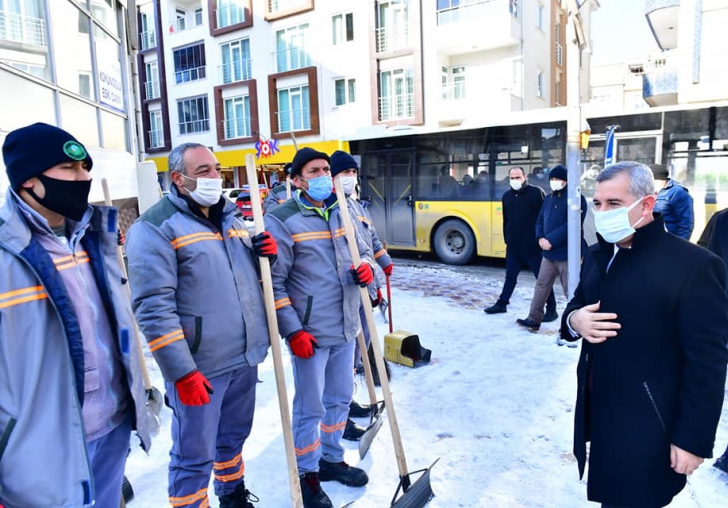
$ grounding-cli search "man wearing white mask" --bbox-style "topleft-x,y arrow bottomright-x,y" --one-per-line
485,166 -> 557,318
561,161 -> 728,508
517,165 -> 587,331
125,143 -> 278,508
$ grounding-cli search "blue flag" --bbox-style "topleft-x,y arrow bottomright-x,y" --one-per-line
604,126 -> 617,166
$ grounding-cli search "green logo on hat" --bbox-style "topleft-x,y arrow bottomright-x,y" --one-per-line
63,141 -> 87,161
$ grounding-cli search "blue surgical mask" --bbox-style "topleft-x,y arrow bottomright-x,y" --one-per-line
302,175 -> 333,201
593,197 -> 645,244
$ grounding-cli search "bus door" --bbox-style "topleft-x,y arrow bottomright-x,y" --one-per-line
360,151 -> 416,247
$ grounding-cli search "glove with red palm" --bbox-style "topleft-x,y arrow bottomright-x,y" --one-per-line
371,288 -> 383,308
287,330 -> 319,358
350,263 -> 374,287
175,370 -> 214,406
252,231 -> 278,258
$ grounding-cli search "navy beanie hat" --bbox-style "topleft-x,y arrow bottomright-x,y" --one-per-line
549,165 -> 567,181
3,122 -> 93,190
290,147 -> 329,176
330,150 -> 358,177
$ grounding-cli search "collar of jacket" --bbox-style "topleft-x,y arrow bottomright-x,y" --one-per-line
595,213 -> 666,250
169,185 -> 233,226
511,183 -> 530,194
297,191 -> 339,220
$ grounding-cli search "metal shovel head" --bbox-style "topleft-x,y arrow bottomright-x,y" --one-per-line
146,386 -> 163,435
391,459 -> 440,508
358,411 -> 384,459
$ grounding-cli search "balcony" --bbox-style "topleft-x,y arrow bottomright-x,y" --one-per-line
643,67 -> 678,107
645,0 -> 679,50
148,129 -> 164,149
144,80 -> 160,100
140,29 -> 156,50
174,65 -> 206,84
379,93 -> 414,122
273,47 -> 310,73
0,10 -> 46,46
555,41 -> 564,67
224,117 -> 252,140
219,59 -> 252,84
216,3 -> 246,29
434,0 -> 519,55
376,24 -> 412,53
173,13 -> 202,33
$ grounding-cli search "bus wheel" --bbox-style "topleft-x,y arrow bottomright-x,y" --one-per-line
433,219 -> 475,265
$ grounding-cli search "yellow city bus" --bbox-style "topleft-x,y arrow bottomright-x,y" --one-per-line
350,103 -> 728,264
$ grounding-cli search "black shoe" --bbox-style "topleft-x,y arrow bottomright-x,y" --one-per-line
219,481 -> 259,508
349,400 -> 374,418
318,459 -> 369,487
484,301 -> 507,314
516,318 -> 541,331
300,472 -> 333,508
542,310 -> 559,323
342,418 -> 366,441
714,453 -> 728,474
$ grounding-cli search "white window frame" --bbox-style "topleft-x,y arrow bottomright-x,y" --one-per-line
149,110 -> 164,148
221,38 -> 252,84
332,12 -> 354,46
379,67 -> 414,121
269,0 -> 307,14
144,61 -> 160,99
177,96 -> 210,135
536,70 -> 544,99
537,3 -> 544,31
275,24 -> 310,73
217,0 -> 246,29
334,77 -> 356,106
277,84 -> 310,133
223,95 -> 252,139
176,7 -> 186,31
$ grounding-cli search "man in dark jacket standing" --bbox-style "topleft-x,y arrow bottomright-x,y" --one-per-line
561,161 -> 728,508
650,163 -> 694,239
484,167 -> 556,319
517,165 -> 587,331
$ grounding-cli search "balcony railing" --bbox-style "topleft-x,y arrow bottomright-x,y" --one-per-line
144,80 -> 160,100
379,93 -> 414,121
148,129 -> 164,149
140,29 -> 156,50
268,0 -> 306,13
174,14 -> 202,33
441,82 -> 466,101
376,24 -> 411,53
174,66 -> 206,84
437,0 -> 493,25
216,4 -> 246,28
556,41 -> 564,66
179,119 -> 210,135
277,107 -> 311,133
224,117 -> 252,140
273,47 -> 310,73
220,59 -> 252,84
0,11 -> 46,46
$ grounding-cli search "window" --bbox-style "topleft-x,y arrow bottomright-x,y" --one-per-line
173,43 -> 206,84
140,11 -> 156,49
536,71 -> 544,98
149,110 -> 164,148
276,24 -> 309,72
537,3 -> 544,31
510,0 -> 519,20
377,0 -> 410,52
441,66 -> 466,100
332,12 -> 354,45
277,85 -> 310,132
441,66 -> 448,100
1,0 -> 47,46
221,38 -> 251,84
436,0 -> 491,25
176,8 -> 186,31
78,74 -> 91,99
334,78 -> 355,106
195,7 -> 203,26
217,0 -> 246,29
379,68 -> 414,121
224,95 -> 251,139
177,96 -> 209,134
269,0 -> 306,14
145,61 -> 160,99
555,79 -> 562,106
78,10 -> 90,34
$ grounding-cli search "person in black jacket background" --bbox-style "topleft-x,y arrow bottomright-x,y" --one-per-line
484,167 -> 556,319
561,161 -> 728,508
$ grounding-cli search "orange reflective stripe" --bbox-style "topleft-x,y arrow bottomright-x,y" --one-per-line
171,232 -> 217,246
274,297 -> 291,310
292,231 -> 332,242
0,292 -> 49,309
53,251 -> 90,271
374,249 -> 387,259
169,487 -> 208,506
334,228 -> 346,238
148,329 -> 184,352
0,286 -> 44,300
227,229 -> 249,239
295,439 -> 321,456
171,232 -> 223,249
199,498 -> 210,508
214,454 -> 242,470
214,464 -> 245,483
320,421 -> 347,433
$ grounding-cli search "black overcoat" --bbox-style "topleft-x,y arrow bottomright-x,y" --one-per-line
502,183 -> 544,256
560,216 -> 728,507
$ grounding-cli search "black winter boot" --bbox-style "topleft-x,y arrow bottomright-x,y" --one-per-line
300,472 -> 333,508
218,481 -> 259,508
484,301 -> 507,314
318,459 -> 368,487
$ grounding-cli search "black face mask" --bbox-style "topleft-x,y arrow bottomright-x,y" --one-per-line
26,174 -> 92,222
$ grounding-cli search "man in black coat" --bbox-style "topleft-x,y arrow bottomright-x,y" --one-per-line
561,161 -> 728,508
484,167 -> 556,318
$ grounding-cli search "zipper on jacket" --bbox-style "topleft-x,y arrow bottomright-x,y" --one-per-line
0,417 -> 17,461
643,382 -> 667,432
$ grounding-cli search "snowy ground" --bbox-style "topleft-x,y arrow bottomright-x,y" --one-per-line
125,257 -> 728,507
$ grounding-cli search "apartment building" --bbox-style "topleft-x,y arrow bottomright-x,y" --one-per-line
137,0 -> 595,187
0,0 -> 146,217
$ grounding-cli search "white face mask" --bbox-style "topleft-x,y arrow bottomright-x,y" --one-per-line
181,175 -> 223,207
338,176 -> 358,195
510,179 -> 524,191
550,180 -> 565,192
593,197 -> 645,244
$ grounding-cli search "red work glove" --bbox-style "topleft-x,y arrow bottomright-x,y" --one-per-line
252,231 -> 278,258
371,288 -> 383,308
288,330 -> 318,358
382,263 -> 393,276
175,370 -> 213,406
350,263 -> 374,287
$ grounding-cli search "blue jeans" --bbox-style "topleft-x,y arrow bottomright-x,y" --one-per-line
498,249 -> 556,312
86,412 -> 132,508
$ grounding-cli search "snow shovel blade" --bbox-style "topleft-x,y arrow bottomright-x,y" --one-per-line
379,298 -> 389,323
391,459 -> 440,508
146,386 -> 163,435
121,475 -> 134,505
358,412 -> 384,459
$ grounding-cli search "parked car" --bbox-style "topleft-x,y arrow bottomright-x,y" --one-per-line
223,188 -> 245,200
234,184 -> 269,220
